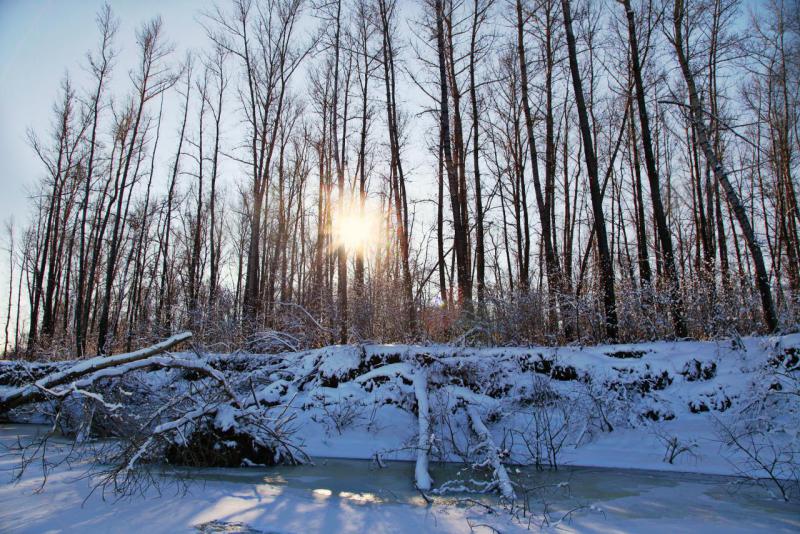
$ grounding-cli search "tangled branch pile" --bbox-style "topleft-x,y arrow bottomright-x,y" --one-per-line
2,333 -> 798,501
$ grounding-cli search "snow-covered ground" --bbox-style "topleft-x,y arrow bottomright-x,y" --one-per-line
1,425 -> 798,533
1,334 -> 799,531
246,334 -> 800,479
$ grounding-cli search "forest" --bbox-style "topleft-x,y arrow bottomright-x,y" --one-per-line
2,0 -> 798,360
0,1 -> 799,531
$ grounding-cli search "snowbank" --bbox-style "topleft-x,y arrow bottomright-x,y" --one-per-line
1,333 -> 798,488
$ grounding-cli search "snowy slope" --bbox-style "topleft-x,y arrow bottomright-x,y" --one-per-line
230,333 -> 798,480
1,333 -> 798,484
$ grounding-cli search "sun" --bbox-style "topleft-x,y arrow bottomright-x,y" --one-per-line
331,196 -> 383,255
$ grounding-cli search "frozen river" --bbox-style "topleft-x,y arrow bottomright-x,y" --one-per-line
0,424 -> 797,533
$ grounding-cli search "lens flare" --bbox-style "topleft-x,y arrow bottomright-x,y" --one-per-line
331,195 -> 383,256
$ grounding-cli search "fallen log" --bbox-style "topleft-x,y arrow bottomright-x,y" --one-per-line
356,363 -> 433,491
447,386 -> 516,501
463,403 -> 516,501
412,368 -> 433,491
0,332 -> 193,414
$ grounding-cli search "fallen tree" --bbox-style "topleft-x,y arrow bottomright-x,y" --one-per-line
3,333 -> 311,496
3,334 -> 797,503
0,332 -> 193,414
356,363 -> 433,491
458,392 -> 516,501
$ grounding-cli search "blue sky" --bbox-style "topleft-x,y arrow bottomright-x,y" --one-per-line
0,0 -> 434,349
0,0 -> 209,226
0,0 -> 431,232
0,0 -> 212,348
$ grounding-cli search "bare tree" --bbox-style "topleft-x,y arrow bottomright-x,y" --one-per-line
671,0 -> 778,332
3,220 -> 14,356
620,0 -> 687,337
561,0 -> 619,339
97,17 -> 176,353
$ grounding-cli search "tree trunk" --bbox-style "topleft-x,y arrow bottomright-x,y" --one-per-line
672,0 -> 778,332
561,0 -> 618,339
623,0 -> 687,337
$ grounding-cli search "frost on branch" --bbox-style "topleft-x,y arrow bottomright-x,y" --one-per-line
3,334 -> 309,496
4,334 -> 799,502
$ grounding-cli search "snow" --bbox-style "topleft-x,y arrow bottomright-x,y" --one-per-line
273,333 -> 798,479
4,334 -> 798,478
214,403 -> 238,432
1,426 -> 798,533
1,333 -> 798,531
317,346 -> 362,381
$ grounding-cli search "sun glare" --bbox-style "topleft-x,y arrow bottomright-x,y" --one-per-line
331,196 -> 383,255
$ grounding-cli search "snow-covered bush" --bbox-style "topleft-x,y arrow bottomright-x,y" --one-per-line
714,340 -> 800,501
515,375 -> 574,469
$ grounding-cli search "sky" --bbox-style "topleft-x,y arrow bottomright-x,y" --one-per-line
0,0 -> 431,223
0,0 -> 210,226
0,0 -> 435,350
0,0 -> 215,348
0,0 -> 435,233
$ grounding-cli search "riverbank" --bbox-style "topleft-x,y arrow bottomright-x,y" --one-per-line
1,334 -> 798,531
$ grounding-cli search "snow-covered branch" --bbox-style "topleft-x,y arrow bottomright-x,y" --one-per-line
0,332 -> 193,413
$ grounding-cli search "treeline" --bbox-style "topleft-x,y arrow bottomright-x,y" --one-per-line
3,0 -> 799,358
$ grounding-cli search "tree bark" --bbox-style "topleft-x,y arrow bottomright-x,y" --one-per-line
622,0 -> 687,337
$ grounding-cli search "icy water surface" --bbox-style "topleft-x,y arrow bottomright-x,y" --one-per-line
183,454 -> 799,525
3,424 -> 798,531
